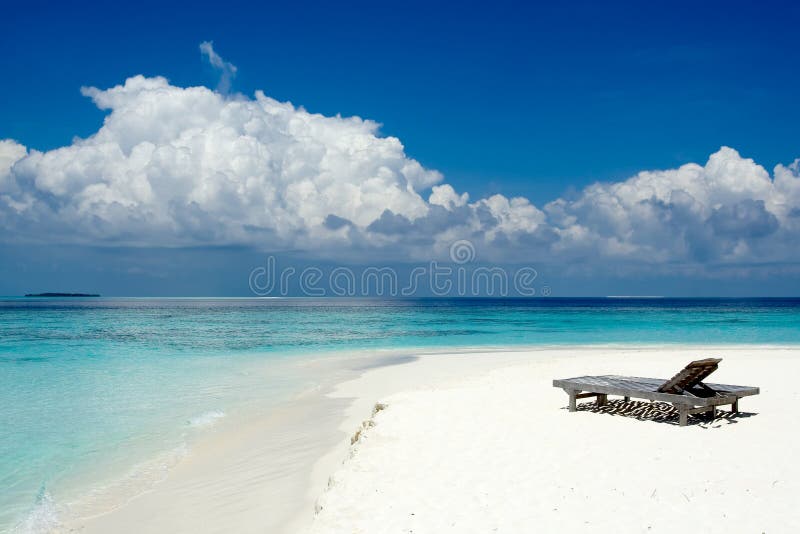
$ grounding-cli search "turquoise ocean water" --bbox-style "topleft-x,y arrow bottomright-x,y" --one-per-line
1,297 -> 799,531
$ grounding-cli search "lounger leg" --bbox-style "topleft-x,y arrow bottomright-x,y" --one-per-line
567,389 -> 577,412
731,399 -> 739,414
677,405 -> 688,427
623,396 -> 630,402
709,406 -> 716,420
597,394 -> 607,407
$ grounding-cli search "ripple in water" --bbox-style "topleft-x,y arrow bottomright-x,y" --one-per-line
188,410 -> 226,429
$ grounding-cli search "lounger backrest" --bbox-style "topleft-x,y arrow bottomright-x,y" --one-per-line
657,358 -> 722,394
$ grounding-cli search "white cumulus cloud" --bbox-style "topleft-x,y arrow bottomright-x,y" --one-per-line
0,73 -> 798,269
0,75 -> 448,251
544,147 -> 800,264
0,139 -> 27,187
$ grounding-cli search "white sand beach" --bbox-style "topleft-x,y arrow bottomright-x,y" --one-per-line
308,346 -> 800,533
69,346 -> 800,533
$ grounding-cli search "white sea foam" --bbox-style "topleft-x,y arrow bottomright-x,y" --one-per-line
12,489 -> 60,534
188,410 -> 226,428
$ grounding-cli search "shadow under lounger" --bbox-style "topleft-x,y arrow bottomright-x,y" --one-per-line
553,372 -> 760,426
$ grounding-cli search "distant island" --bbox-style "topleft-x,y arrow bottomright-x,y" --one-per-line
25,293 -> 101,297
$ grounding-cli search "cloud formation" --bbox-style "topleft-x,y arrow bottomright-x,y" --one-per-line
1,74 -> 799,269
542,148 -> 800,265
199,41 -> 237,93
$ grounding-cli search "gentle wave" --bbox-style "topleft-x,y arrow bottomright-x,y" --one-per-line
188,410 -> 226,429
11,489 -> 59,534
39,444 -> 190,533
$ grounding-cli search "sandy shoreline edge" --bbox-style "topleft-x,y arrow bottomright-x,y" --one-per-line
67,345 -> 799,533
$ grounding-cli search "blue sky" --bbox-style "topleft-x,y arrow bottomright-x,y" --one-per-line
1,1 -> 799,296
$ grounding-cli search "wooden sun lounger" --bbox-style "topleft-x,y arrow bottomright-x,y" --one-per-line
553,358 -> 759,426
